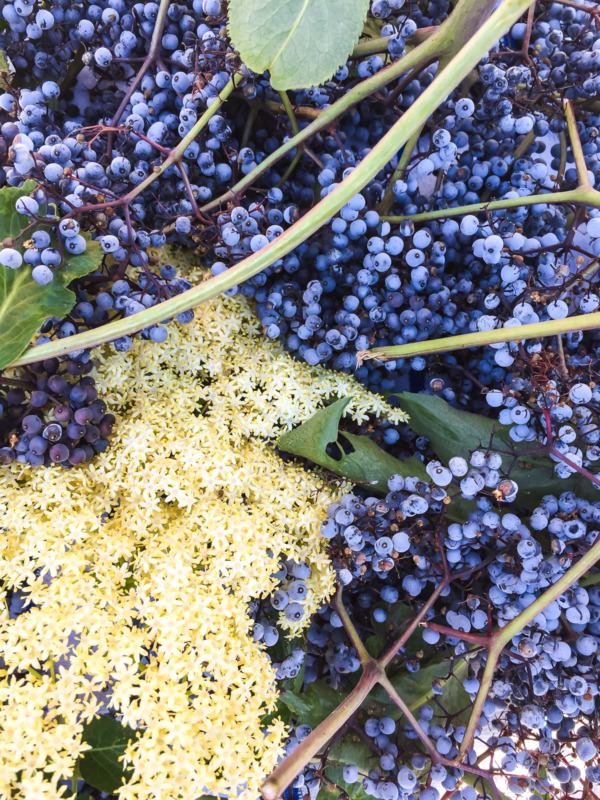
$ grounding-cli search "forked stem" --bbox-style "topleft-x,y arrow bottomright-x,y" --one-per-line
7,0 -> 535,369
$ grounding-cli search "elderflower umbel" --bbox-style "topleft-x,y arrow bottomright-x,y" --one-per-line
0,263 -> 406,800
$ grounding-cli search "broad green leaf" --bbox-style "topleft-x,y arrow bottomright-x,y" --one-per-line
278,681 -> 345,729
228,0 -> 370,90
370,654 -> 470,722
78,716 -> 140,793
318,765 -> 373,800
0,183 -> 103,369
278,397 -> 428,494
278,397 -> 474,521
395,393 -> 599,508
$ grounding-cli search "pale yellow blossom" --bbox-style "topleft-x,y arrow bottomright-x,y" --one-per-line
0,253 -> 406,800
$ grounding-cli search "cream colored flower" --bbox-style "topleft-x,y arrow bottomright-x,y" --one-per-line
0,252 -> 406,800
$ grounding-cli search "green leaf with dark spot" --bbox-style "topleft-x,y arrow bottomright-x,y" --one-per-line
278,397 -> 474,521
78,716 -> 140,793
394,393 -> 599,508
279,397 -> 428,494
228,0 -> 370,90
0,182 -> 103,369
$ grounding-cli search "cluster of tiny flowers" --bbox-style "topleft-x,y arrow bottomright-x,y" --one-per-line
0,270 -> 407,800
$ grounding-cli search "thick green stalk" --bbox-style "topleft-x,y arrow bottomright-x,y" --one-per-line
358,309 -> 600,364
8,0 -> 534,369
199,32 -> 444,214
458,533 -> 600,760
262,665 -> 383,800
380,186 -> 600,224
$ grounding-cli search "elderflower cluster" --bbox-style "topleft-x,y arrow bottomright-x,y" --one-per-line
0,270 -> 407,800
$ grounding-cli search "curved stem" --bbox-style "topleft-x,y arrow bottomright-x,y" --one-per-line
7,0 -> 535,370
357,308 -> 600,365
458,532 -> 600,760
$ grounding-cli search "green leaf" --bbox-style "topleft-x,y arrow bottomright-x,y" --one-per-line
361,17 -> 385,39
279,681 -> 346,729
278,398 -> 474,521
228,0 -> 370,90
580,569 -> 600,587
370,654 -> 470,723
318,765 -> 373,800
395,393 -> 599,509
279,397 -> 428,494
0,49 -> 11,89
78,716 -> 140,794
0,183 -> 103,369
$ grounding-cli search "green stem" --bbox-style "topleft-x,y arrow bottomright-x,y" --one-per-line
279,91 -> 300,136
350,30 -> 438,58
378,125 -> 424,215
556,130 -> 568,186
275,90 -> 305,188
358,307 -> 600,365
330,586 -> 372,666
381,186 -> 600,224
200,32 -> 443,214
564,98 -> 591,187
240,104 -> 258,148
351,34 -> 393,58
8,0 -> 535,369
458,532 -> 600,760
26,665 -> 43,681
512,128 -> 535,162
262,664 -> 382,800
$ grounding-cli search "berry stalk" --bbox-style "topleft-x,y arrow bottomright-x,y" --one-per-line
7,0 -> 536,369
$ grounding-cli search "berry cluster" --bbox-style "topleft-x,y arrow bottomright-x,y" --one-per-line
0,357 -> 113,466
